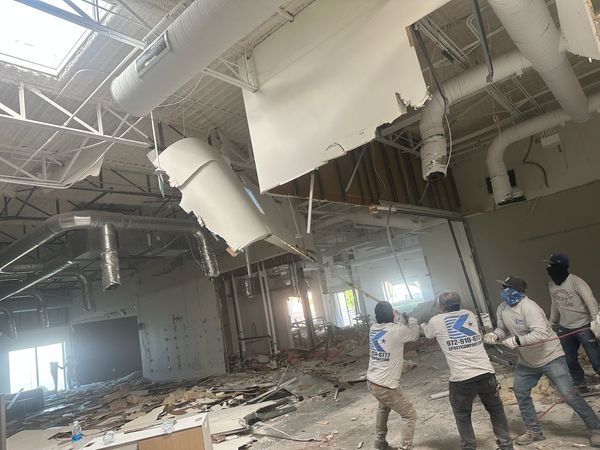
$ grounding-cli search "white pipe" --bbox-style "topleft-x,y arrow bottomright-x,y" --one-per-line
487,92 -> 600,204
111,0 -> 284,117
420,50 -> 532,181
487,0 -> 589,124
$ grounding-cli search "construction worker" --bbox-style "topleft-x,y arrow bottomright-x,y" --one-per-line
484,276 -> 600,447
546,253 -> 600,390
367,301 -> 419,450
421,291 -> 512,450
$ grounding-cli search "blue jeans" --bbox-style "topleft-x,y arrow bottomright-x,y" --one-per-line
558,326 -> 600,387
513,356 -> 600,433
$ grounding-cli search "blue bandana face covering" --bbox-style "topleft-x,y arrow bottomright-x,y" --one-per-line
501,287 -> 526,306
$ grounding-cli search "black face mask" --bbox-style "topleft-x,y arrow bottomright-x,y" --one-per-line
547,264 -> 569,285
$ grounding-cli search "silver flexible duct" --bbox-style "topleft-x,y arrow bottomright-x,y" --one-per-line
0,258 -> 74,303
100,224 -> 121,291
57,271 -> 96,312
0,211 -> 219,277
193,230 -> 219,278
28,291 -> 50,328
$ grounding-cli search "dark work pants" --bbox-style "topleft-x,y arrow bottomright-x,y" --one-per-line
558,325 -> 600,387
449,373 -> 513,450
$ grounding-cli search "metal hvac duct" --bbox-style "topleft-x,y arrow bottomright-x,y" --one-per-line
150,138 -> 270,252
487,0 -> 589,123
0,258 -> 74,303
100,224 -> 121,291
419,50 -> 532,181
0,211 -> 219,278
487,91 -> 600,204
110,0 -> 284,117
56,272 -> 96,312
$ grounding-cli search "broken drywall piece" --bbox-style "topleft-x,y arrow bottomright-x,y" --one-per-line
208,401 -> 277,435
243,0 -> 451,192
213,436 -> 254,449
7,428 -> 69,450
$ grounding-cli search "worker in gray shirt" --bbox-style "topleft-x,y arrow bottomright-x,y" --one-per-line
484,275 -> 600,447
546,253 -> 600,389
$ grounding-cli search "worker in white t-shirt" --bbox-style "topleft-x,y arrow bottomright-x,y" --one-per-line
367,301 -> 419,450
421,291 -> 512,450
546,253 -> 600,390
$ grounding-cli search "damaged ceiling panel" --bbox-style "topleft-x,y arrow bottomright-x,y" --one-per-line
243,0 -> 451,193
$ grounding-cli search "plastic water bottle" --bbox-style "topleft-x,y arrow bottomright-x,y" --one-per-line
71,421 -> 83,449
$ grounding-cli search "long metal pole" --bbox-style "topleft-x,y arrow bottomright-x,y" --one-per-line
257,265 -> 274,355
447,220 -> 485,332
261,262 -> 278,353
230,274 -> 246,355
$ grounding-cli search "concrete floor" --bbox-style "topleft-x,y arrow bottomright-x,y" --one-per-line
252,349 -> 598,449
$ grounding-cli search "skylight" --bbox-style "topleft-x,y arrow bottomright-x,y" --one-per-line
0,0 -> 109,76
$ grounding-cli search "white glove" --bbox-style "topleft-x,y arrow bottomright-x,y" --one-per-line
483,332 -> 499,345
591,316 -> 600,339
502,336 -> 520,349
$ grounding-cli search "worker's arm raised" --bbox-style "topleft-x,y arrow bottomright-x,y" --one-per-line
420,319 -> 436,339
398,317 -> 420,343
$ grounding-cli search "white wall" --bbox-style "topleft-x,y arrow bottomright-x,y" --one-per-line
451,114 -> 600,315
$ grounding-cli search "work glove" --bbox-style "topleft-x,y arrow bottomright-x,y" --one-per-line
483,332 -> 499,345
502,336 -> 520,349
591,314 -> 600,339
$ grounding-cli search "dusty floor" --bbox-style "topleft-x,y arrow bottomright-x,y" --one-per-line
251,349 -> 600,449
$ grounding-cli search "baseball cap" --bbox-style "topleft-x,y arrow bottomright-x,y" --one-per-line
544,253 -> 569,266
496,275 -> 528,293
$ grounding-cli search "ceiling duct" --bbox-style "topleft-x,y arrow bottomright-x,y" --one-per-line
487,91 -> 600,204
110,0 -> 284,117
487,0 -> 589,124
419,50 -> 532,181
150,138 -> 270,252
100,224 -> 121,291
56,271 -> 96,312
0,211 -> 219,278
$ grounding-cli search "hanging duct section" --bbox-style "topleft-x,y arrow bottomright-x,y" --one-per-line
149,138 -> 271,252
110,0 -> 284,117
100,224 -> 121,291
487,92 -> 600,205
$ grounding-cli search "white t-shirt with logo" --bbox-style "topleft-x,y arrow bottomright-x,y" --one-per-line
549,274 -> 599,329
422,309 -> 494,382
366,319 -> 420,389
494,297 -> 564,368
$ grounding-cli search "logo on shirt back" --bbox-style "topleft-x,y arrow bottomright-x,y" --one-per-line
369,329 -> 390,362
444,314 -> 477,339
444,314 -> 482,351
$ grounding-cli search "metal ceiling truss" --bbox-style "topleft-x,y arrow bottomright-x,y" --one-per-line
0,81 -> 151,188
14,0 -> 147,49
17,0 -> 259,92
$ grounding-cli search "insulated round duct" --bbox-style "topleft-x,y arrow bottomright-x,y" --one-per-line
100,224 -> 121,291
110,0 -> 284,117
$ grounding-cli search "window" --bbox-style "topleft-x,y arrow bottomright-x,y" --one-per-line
9,343 -> 66,393
335,289 -> 358,327
287,292 -> 316,323
0,1 -> 109,76
383,280 -> 424,308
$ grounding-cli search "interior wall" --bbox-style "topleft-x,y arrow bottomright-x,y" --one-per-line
66,259 -> 226,384
465,181 -> 600,315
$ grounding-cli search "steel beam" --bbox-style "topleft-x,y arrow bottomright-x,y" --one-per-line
15,0 -> 146,49
0,114 -> 150,148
